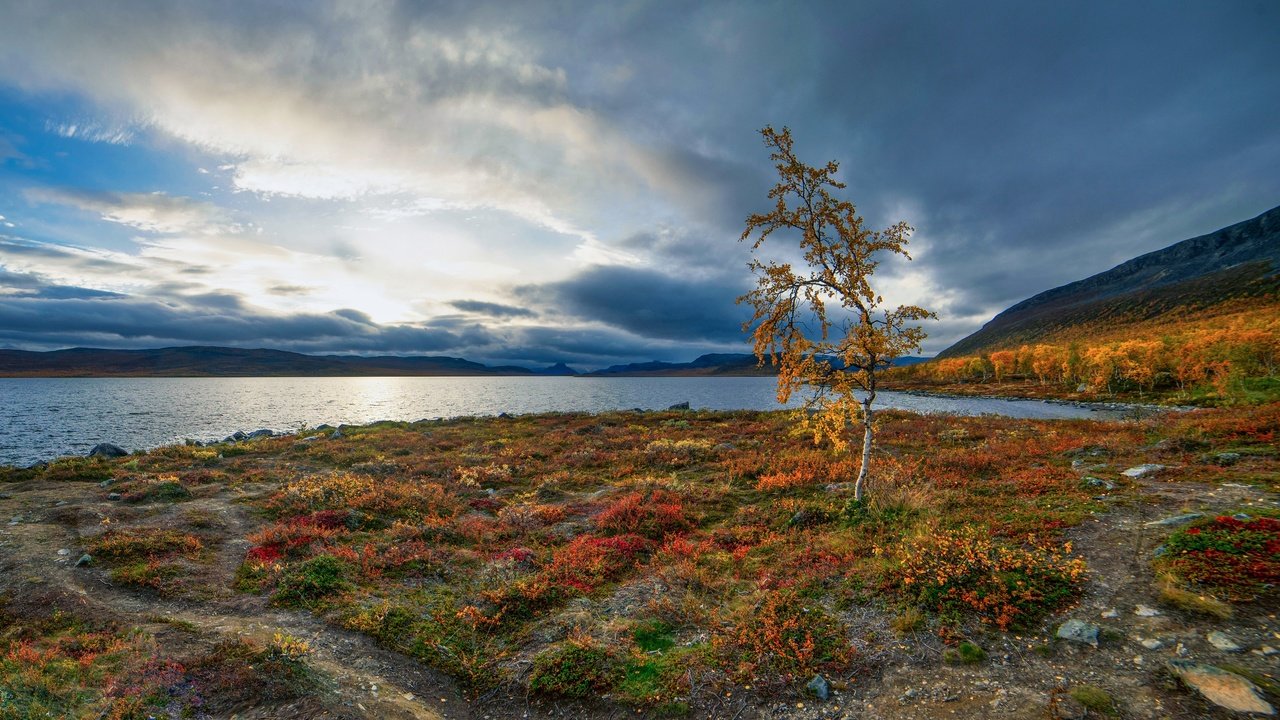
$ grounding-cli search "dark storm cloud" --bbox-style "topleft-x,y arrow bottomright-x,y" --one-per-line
517,265 -> 752,343
449,300 -> 537,319
0,273 -> 488,353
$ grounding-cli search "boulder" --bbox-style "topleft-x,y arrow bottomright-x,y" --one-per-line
667,401 -> 690,410
87,443 -> 128,458
246,428 -> 274,440
807,674 -> 831,700
75,554 -> 92,567
1121,464 -> 1166,478
1144,513 -> 1203,528
1056,619 -> 1100,648
1207,631 -> 1244,653
1167,661 -> 1274,715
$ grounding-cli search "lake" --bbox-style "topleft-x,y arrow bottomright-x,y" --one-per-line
0,376 -> 1120,466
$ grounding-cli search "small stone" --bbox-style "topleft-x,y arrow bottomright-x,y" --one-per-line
1075,384 -> 1089,393
1232,513 -> 1251,521
1056,619 -> 1100,647
807,674 -> 831,700
56,548 -> 70,556
1145,513 -> 1203,527
1101,608 -> 1119,619
1213,452 -> 1241,465
1083,476 -> 1116,490
1167,660 -> 1275,715
1134,604 -> 1162,617
75,554 -> 92,567
1122,463 -> 1166,478
1152,544 -> 1169,557
330,429 -> 344,439
1255,645 -> 1277,657
1207,631 -> 1244,653
107,493 -> 122,501
1139,638 -> 1163,650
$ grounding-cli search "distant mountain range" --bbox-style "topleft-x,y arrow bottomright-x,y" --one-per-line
582,353 -> 930,376
0,347 -> 931,378
939,204 -> 1280,357
0,346 -> 551,377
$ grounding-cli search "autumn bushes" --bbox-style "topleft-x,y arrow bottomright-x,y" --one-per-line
900,310 -> 1280,399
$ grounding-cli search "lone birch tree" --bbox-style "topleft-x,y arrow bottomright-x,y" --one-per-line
739,126 -> 935,502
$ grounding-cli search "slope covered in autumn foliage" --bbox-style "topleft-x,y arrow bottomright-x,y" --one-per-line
939,204 -> 1279,359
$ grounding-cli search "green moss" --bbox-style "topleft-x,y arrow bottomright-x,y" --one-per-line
529,641 -> 622,697
942,641 -> 986,664
1069,684 -> 1117,716
272,555 -> 353,607
633,620 -> 676,652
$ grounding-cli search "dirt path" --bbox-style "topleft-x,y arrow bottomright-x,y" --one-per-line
0,479 -> 467,720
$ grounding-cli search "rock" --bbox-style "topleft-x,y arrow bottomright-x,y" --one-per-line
714,442 -> 736,452
1167,660 -> 1274,715
1101,608 -> 1119,619
807,674 -> 831,700
1153,544 -> 1169,557
330,429 -> 344,439
1083,476 -> 1116,490
824,482 -> 855,493
1054,695 -> 1088,720
1256,646 -> 1277,657
1145,512 -> 1204,527
667,401 -> 690,410
1121,463 -> 1166,478
1139,637 -> 1164,650
107,493 -> 122,501
1064,445 -> 1110,459
1075,384 -> 1089,393
497,412 -> 512,419
1232,513 -> 1251,521
787,508 -> 829,528
56,548 -> 70,556
246,428 -> 274,440
1207,631 -> 1244,653
1211,452 -> 1242,465
87,443 -> 128,458
98,479 -> 114,488
1134,604 -> 1162,617
1056,619 -> 1100,647
75,554 -> 92,567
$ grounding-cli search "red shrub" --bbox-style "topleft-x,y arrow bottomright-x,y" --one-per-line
595,490 -> 692,539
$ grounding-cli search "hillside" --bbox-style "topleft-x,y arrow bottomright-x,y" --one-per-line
940,205 -> 1280,358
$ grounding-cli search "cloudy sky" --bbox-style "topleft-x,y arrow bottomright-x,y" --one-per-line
0,1 -> 1276,368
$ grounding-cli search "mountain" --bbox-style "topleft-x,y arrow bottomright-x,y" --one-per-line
0,346 -> 538,377
583,353 -> 930,376
536,362 -> 580,376
939,205 -> 1280,358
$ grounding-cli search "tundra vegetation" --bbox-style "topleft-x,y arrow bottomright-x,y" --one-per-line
1,402 -> 1276,717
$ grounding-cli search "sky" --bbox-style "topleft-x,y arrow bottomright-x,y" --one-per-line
0,1 -> 1277,369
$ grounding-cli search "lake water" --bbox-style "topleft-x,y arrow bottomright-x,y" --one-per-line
0,376 -> 1118,467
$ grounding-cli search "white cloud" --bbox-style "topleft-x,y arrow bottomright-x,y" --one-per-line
46,120 -> 136,145
25,188 -> 239,235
